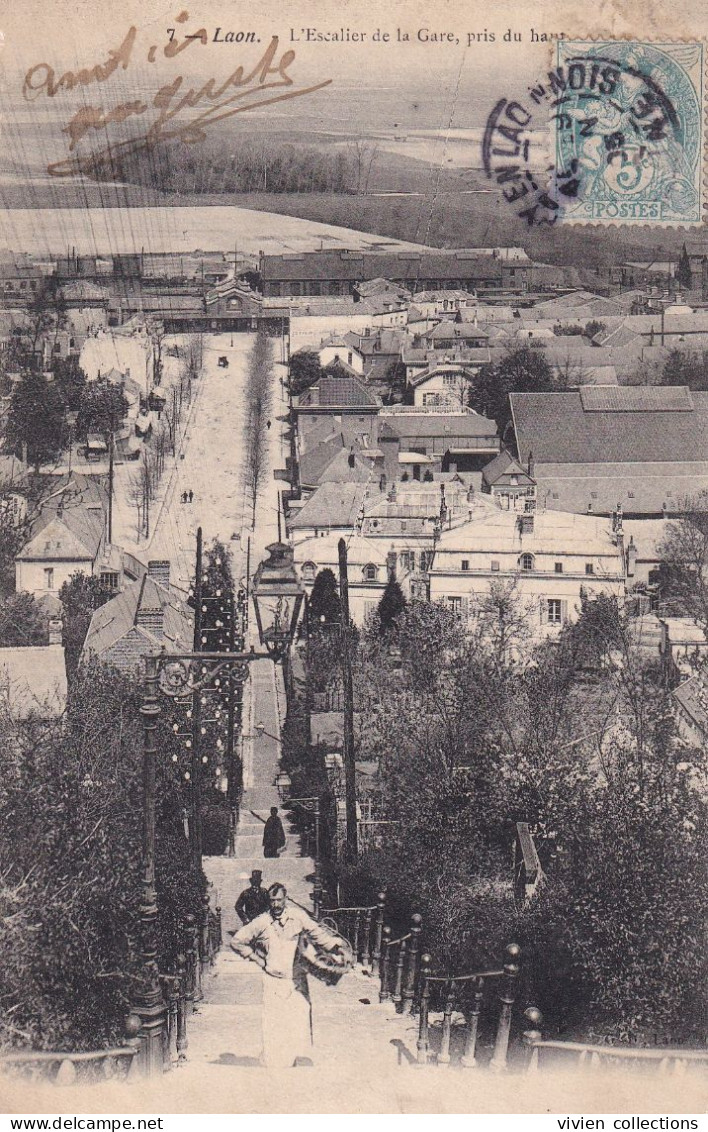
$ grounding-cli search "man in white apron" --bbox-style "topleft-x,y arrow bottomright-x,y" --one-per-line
231,882 -> 347,1067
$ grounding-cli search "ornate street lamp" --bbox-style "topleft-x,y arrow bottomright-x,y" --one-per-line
252,542 -> 305,661
130,540 -> 305,1076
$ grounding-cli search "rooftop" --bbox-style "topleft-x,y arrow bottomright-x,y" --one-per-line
510,388 -> 708,466
0,644 -> 67,720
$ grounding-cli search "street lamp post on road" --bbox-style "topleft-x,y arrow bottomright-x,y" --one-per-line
130,541 -> 305,1076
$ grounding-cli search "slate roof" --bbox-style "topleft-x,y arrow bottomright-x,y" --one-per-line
298,435 -> 346,487
260,250 -> 504,284
433,507 -> 622,558
18,502 -> 105,562
673,675 -> 708,735
0,645 -> 67,720
379,410 -> 498,440
537,462 -> 708,516
82,574 -> 193,660
482,449 -> 533,487
290,482 -> 372,530
510,388 -> 708,466
297,376 -> 379,409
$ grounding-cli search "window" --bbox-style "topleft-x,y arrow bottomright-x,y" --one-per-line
554,562 -> 563,573
491,560 -> 500,572
401,521 -> 407,532
301,561 -> 316,582
443,374 -> 457,387
524,499 -> 535,514
520,553 -> 535,572
585,563 -> 594,575
461,560 -> 470,571
363,564 -> 378,582
447,596 -> 462,614
547,598 -> 562,624
100,571 -> 120,593
44,567 -> 54,590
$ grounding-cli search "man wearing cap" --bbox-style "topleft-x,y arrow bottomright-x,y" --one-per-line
235,870 -> 270,925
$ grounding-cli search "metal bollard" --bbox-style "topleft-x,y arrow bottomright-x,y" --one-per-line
490,943 -> 521,1073
402,913 -> 422,1015
416,955 -> 432,1066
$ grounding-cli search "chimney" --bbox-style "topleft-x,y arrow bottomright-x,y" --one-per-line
348,449 -> 356,469
626,535 -> 637,578
587,500 -> 593,513
379,473 -> 387,493
388,483 -> 397,503
147,560 -> 170,588
387,548 -> 397,580
48,618 -> 63,646
527,449 -> 535,479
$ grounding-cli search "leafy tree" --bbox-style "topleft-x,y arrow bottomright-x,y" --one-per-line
0,593 -> 47,647
6,372 -> 66,472
321,359 -> 352,381
242,329 -> 274,526
0,662 -> 206,1051
660,348 -> 708,391
52,357 -> 87,414
289,350 -> 323,397
308,568 -> 341,629
377,577 -> 406,633
656,493 -> 708,630
553,323 -> 584,336
584,319 -> 607,341
59,572 -> 112,680
383,360 -> 407,405
470,346 -> 556,435
75,378 -> 129,444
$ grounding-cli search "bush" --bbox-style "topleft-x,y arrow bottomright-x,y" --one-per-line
0,663 -> 206,1052
201,798 -> 230,856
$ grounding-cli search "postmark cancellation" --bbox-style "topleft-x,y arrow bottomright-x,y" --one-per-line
552,40 -> 705,226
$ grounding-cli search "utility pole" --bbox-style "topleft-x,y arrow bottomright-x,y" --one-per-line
191,526 -> 204,867
338,537 -> 358,861
107,430 -> 114,544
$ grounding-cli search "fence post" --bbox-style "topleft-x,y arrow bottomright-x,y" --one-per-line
372,891 -> 386,967
124,1014 -> 144,1080
437,981 -> 455,1067
392,939 -> 407,1008
416,955 -> 431,1066
490,943 -> 521,1073
461,976 -> 484,1068
522,1006 -> 543,1075
200,893 -> 211,973
176,954 -> 189,1061
361,908 -> 373,969
402,912 -> 422,1015
379,926 -> 392,1002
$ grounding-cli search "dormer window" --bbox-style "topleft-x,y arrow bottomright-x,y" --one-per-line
519,553 -> 535,572
301,561 -> 317,582
363,563 -> 378,582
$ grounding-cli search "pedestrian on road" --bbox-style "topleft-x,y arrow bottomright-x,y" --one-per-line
181,491 -> 188,503
266,419 -> 271,430
263,806 -> 286,859
231,882 -> 349,1067
235,870 -> 270,925
188,489 -> 194,503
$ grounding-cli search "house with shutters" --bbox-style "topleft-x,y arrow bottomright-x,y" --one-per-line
81,560 -> 193,671
428,508 -> 626,639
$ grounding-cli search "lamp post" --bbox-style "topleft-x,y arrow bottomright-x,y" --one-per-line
130,542 -> 305,1075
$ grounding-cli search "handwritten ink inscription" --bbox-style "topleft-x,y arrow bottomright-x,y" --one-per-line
22,11 -> 333,178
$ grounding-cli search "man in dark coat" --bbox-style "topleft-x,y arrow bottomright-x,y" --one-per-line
235,870 -> 270,925
263,806 -> 286,859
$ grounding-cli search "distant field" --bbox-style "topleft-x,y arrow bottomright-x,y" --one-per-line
0,139 -> 685,265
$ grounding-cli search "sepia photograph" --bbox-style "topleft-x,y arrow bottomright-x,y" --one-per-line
0,0 -> 706,1119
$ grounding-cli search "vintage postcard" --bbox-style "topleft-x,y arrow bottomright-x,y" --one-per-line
0,0 -> 707,1120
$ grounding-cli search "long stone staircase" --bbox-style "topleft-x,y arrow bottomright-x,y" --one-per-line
4,658 -> 707,1115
